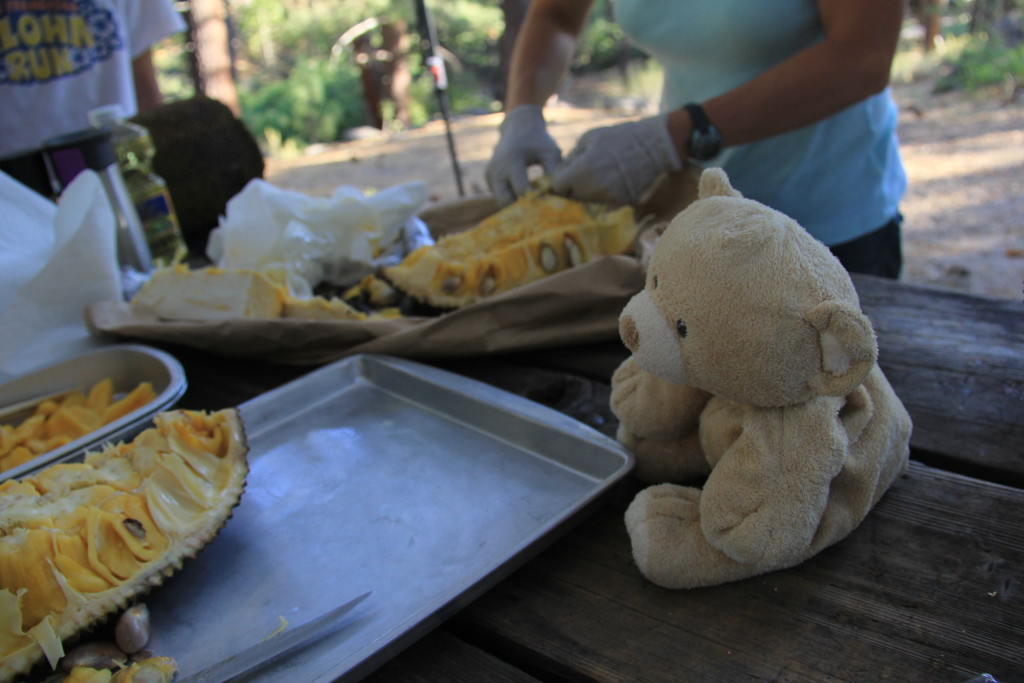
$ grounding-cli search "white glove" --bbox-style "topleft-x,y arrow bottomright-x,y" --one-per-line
486,104 -> 563,206
551,114 -> 682,206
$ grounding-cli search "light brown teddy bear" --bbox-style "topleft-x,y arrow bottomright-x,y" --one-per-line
611,168 -> 912,589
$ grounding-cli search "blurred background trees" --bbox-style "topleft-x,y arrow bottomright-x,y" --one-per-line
156,0 -> 1024,155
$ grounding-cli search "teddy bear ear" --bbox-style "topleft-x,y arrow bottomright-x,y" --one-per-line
804,301 -> 878,396
698,168 -> 743,200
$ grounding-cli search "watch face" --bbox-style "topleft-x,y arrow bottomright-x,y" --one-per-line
691,127 -> 722,161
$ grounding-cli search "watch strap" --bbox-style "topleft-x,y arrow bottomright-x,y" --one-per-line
683,103 -> 712,135
682,102 -> 722,161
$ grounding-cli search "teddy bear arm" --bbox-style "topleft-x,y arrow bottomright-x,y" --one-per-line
611,356 -> 710,439
699,399 -> 849,567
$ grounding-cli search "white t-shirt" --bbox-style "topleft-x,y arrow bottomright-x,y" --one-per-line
614,0 -> 906,246
0,0 -> 186,156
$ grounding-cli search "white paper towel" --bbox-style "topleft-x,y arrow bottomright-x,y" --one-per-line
0,170 -> 123,380
206,178 -> 429,296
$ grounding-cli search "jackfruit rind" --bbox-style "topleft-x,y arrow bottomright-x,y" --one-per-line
384,191 -> 638,308
0,409 -> 247,683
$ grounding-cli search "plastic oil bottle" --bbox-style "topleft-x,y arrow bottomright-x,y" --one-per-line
88,105 -> 188,267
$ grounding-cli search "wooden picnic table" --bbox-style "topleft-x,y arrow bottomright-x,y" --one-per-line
166,273 -> 1023,683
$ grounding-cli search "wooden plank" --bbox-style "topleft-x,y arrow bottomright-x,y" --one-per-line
852,275 -> 1024,484
447,462 -> 1024,683
365,629 -> 543,683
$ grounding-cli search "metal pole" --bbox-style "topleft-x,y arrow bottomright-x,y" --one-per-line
414,0 -> 465,196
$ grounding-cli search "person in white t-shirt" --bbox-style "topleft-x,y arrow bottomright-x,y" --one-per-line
487,0 -> 907,278
0,0 -> 186,156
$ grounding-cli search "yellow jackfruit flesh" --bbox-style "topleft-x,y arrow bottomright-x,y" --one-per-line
0,379 -> 158,474
0,409 -> 247,683
384,191 -> 638,308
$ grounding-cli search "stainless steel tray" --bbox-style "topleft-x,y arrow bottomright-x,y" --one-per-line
0,344 -> 187,480
144,353 -> 633,682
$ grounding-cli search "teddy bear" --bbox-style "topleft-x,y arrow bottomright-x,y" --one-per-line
611,167 -> 912,589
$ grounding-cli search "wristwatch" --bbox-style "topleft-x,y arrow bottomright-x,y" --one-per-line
683,103 -> 723,161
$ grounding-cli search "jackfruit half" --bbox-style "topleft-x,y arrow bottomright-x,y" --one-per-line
384,191 -> 638,309
0,409 -> 248,682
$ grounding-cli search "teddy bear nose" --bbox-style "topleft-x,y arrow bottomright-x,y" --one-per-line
621,315 -> 639,351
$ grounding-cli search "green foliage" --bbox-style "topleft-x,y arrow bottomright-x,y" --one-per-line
430,0 -> 503,71
935,32 -> 1024,92
891,8 -> 1024,96
152,32 -> 193,102
153,0 -> 645,151
574,0 -> 648,72
575,16 -> 628,71
222,0 -> 508,149
239,57 -> 367,154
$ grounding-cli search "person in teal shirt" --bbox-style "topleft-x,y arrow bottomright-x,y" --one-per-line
486,0 -> 907,278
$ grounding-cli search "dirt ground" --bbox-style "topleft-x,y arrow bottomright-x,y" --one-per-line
265,78 -> 1024,301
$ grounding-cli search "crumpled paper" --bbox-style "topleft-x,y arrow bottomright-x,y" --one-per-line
0,170 -> 123,380
206,179 -> 432,297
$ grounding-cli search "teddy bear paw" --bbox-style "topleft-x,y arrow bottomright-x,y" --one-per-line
702,494 -> 817,567
609,361 -> 645,420
624,483 -> 706,589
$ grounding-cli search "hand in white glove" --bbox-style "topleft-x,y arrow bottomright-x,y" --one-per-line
551,114 -> 682,206
486,104 -> 563,206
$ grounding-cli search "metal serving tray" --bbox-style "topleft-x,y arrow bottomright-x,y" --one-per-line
0,344 -> 186,480
144,354 -> 633,682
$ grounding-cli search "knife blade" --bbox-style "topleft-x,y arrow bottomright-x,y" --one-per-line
178,591 -> 371,683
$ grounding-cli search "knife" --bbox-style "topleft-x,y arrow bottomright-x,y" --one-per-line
178,591 -> 371,683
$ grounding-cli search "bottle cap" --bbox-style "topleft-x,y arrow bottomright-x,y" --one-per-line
88,104 -> 126,128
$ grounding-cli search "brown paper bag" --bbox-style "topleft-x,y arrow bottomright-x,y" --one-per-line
87,199 -> 654,365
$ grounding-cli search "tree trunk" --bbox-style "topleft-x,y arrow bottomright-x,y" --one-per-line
353,33 -> 384,129
188,0 -> 241,116
497,0 -> 531,105
381,20 -> 412,129
916,0 -> 944,51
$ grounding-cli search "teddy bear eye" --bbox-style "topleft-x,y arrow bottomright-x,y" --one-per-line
652,275 -> 659,289
676,320 -> 688,338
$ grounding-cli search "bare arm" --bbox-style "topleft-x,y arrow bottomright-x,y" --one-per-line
666,0 -> 904,158
132,49 -> 165,112
504,0 -> 594,110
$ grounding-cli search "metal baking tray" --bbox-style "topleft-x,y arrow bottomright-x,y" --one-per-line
144,353 -> 634,682
0,343 -> 187,481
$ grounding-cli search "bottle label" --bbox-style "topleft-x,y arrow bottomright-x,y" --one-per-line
136,190 -> 187,266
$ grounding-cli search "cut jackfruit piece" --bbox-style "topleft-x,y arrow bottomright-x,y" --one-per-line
0,380 -> 158,475
131,265 -> 403,321
384,191 -> 638,308
0,409 -> 247,683
282,295 -> 367,321
131,265 -> 287,321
